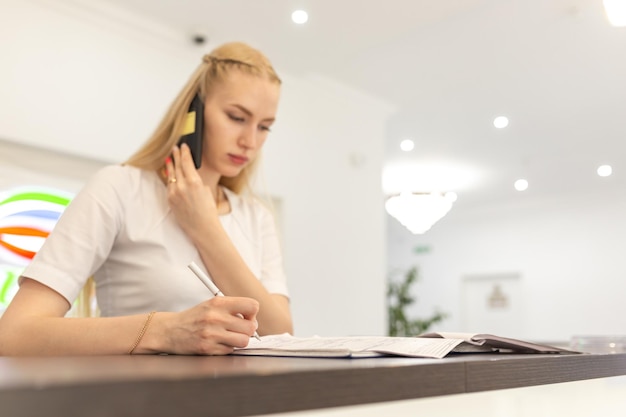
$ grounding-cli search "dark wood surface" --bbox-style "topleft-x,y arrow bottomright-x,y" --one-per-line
0,353 -> 625,417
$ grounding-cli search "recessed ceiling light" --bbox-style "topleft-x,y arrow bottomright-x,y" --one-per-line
445,192 -> 458,202
292,10 -> 309,24
514,179 -> 528,191
604,0 -> 626,27
597,164 -> 613,177
400,139 -> 414,152
493,116 -> 509,129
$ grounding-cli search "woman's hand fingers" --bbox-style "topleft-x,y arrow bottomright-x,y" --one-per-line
170,145 -> 183,183
221,296 -> 260,322
178,143 -> 200,180
212,296 -> 260,339
169,143 -> 199,182
167,144 -> 207,199
163,297 -> 260,355
165,154 -> 176,184
166,144 -> 220,241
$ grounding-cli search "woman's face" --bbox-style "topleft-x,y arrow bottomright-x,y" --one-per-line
200,70 -> 280,178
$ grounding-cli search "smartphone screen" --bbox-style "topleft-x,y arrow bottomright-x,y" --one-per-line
177,94 -> 204,169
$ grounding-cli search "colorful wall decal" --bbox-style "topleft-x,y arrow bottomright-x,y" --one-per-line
0,187 -> 73,311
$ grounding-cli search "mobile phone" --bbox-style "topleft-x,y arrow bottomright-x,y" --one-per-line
177,93 -> 204,169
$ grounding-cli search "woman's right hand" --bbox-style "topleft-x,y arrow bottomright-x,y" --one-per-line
165,144 -> 221,241
144,296 -> 260,355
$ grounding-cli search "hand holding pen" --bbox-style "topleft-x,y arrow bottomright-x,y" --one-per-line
188,262 -> 261,341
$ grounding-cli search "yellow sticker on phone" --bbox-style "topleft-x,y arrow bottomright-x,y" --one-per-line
181,111 -> 196,136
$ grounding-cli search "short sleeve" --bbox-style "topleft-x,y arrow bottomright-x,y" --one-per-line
20,165 -> 128,304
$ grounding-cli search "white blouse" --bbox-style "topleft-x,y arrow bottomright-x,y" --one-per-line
21,165 -> 288,316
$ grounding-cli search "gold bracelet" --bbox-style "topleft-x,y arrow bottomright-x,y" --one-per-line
128,311 -> 156,355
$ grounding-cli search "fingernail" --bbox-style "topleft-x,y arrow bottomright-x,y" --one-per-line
165,157 -> 172,164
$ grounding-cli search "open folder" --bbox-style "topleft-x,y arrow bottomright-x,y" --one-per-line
232,333 -> 578,359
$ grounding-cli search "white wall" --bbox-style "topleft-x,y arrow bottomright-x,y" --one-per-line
388,188 -> 626,342
263,73 -> 392,336
0,0 -> 198,161
0,0 -> 393,336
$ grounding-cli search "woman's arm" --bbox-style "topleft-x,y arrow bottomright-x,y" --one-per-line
193,230 -> 293,336
167,145 -> 293,336
0,278 -> 259,356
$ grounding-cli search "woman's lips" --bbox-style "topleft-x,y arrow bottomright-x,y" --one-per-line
228,154 -> 249,165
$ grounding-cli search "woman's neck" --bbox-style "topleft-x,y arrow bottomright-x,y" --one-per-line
195,167 -> 222,201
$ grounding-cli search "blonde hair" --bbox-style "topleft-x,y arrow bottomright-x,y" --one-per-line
125,42 -> 281,193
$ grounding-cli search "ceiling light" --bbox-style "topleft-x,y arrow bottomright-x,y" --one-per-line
514,179 -> 528,191
445,191 -> 458,202
382,163 -> 480,195
493,116 -> 509,129
400,139 -> 415,152
291,10 -> 309,24
604,0 -> 626,27
385,192 -> 455,234
597,165 -> 613,177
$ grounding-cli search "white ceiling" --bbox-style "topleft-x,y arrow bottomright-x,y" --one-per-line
100,0 -> 626,210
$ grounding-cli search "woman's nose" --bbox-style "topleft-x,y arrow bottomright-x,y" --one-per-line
238,126 -> 258,149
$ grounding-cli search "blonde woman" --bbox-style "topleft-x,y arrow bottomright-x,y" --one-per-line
0,42 -> 293,355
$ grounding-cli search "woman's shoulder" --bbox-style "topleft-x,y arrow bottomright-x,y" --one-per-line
91,164 -> 152,181
87,165 -> 158,189
80,165 -> 160,205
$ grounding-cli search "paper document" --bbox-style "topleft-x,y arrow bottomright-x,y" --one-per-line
233,332 -> 579,359
234,334 -> 465,359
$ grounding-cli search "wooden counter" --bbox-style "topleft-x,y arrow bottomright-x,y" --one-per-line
1,353 -> 625,417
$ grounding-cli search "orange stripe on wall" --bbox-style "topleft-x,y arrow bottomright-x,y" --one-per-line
0,240 -> 36,259
0,227 -> 49,238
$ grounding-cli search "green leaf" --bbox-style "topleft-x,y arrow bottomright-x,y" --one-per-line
387,266 -> 447,337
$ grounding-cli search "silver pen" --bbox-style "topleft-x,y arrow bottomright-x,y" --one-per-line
188,262 -> 261,341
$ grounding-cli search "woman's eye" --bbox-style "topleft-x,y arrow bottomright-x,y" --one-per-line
259,125 -> 271,132
228,114 -> 244,122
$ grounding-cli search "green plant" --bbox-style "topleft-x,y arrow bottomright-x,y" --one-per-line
387,266 -> 447,336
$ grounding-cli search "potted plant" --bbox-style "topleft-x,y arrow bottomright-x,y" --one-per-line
387,266 -> 447,336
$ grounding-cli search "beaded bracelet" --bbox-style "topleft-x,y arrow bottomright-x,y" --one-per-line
128,311 -> 156,355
